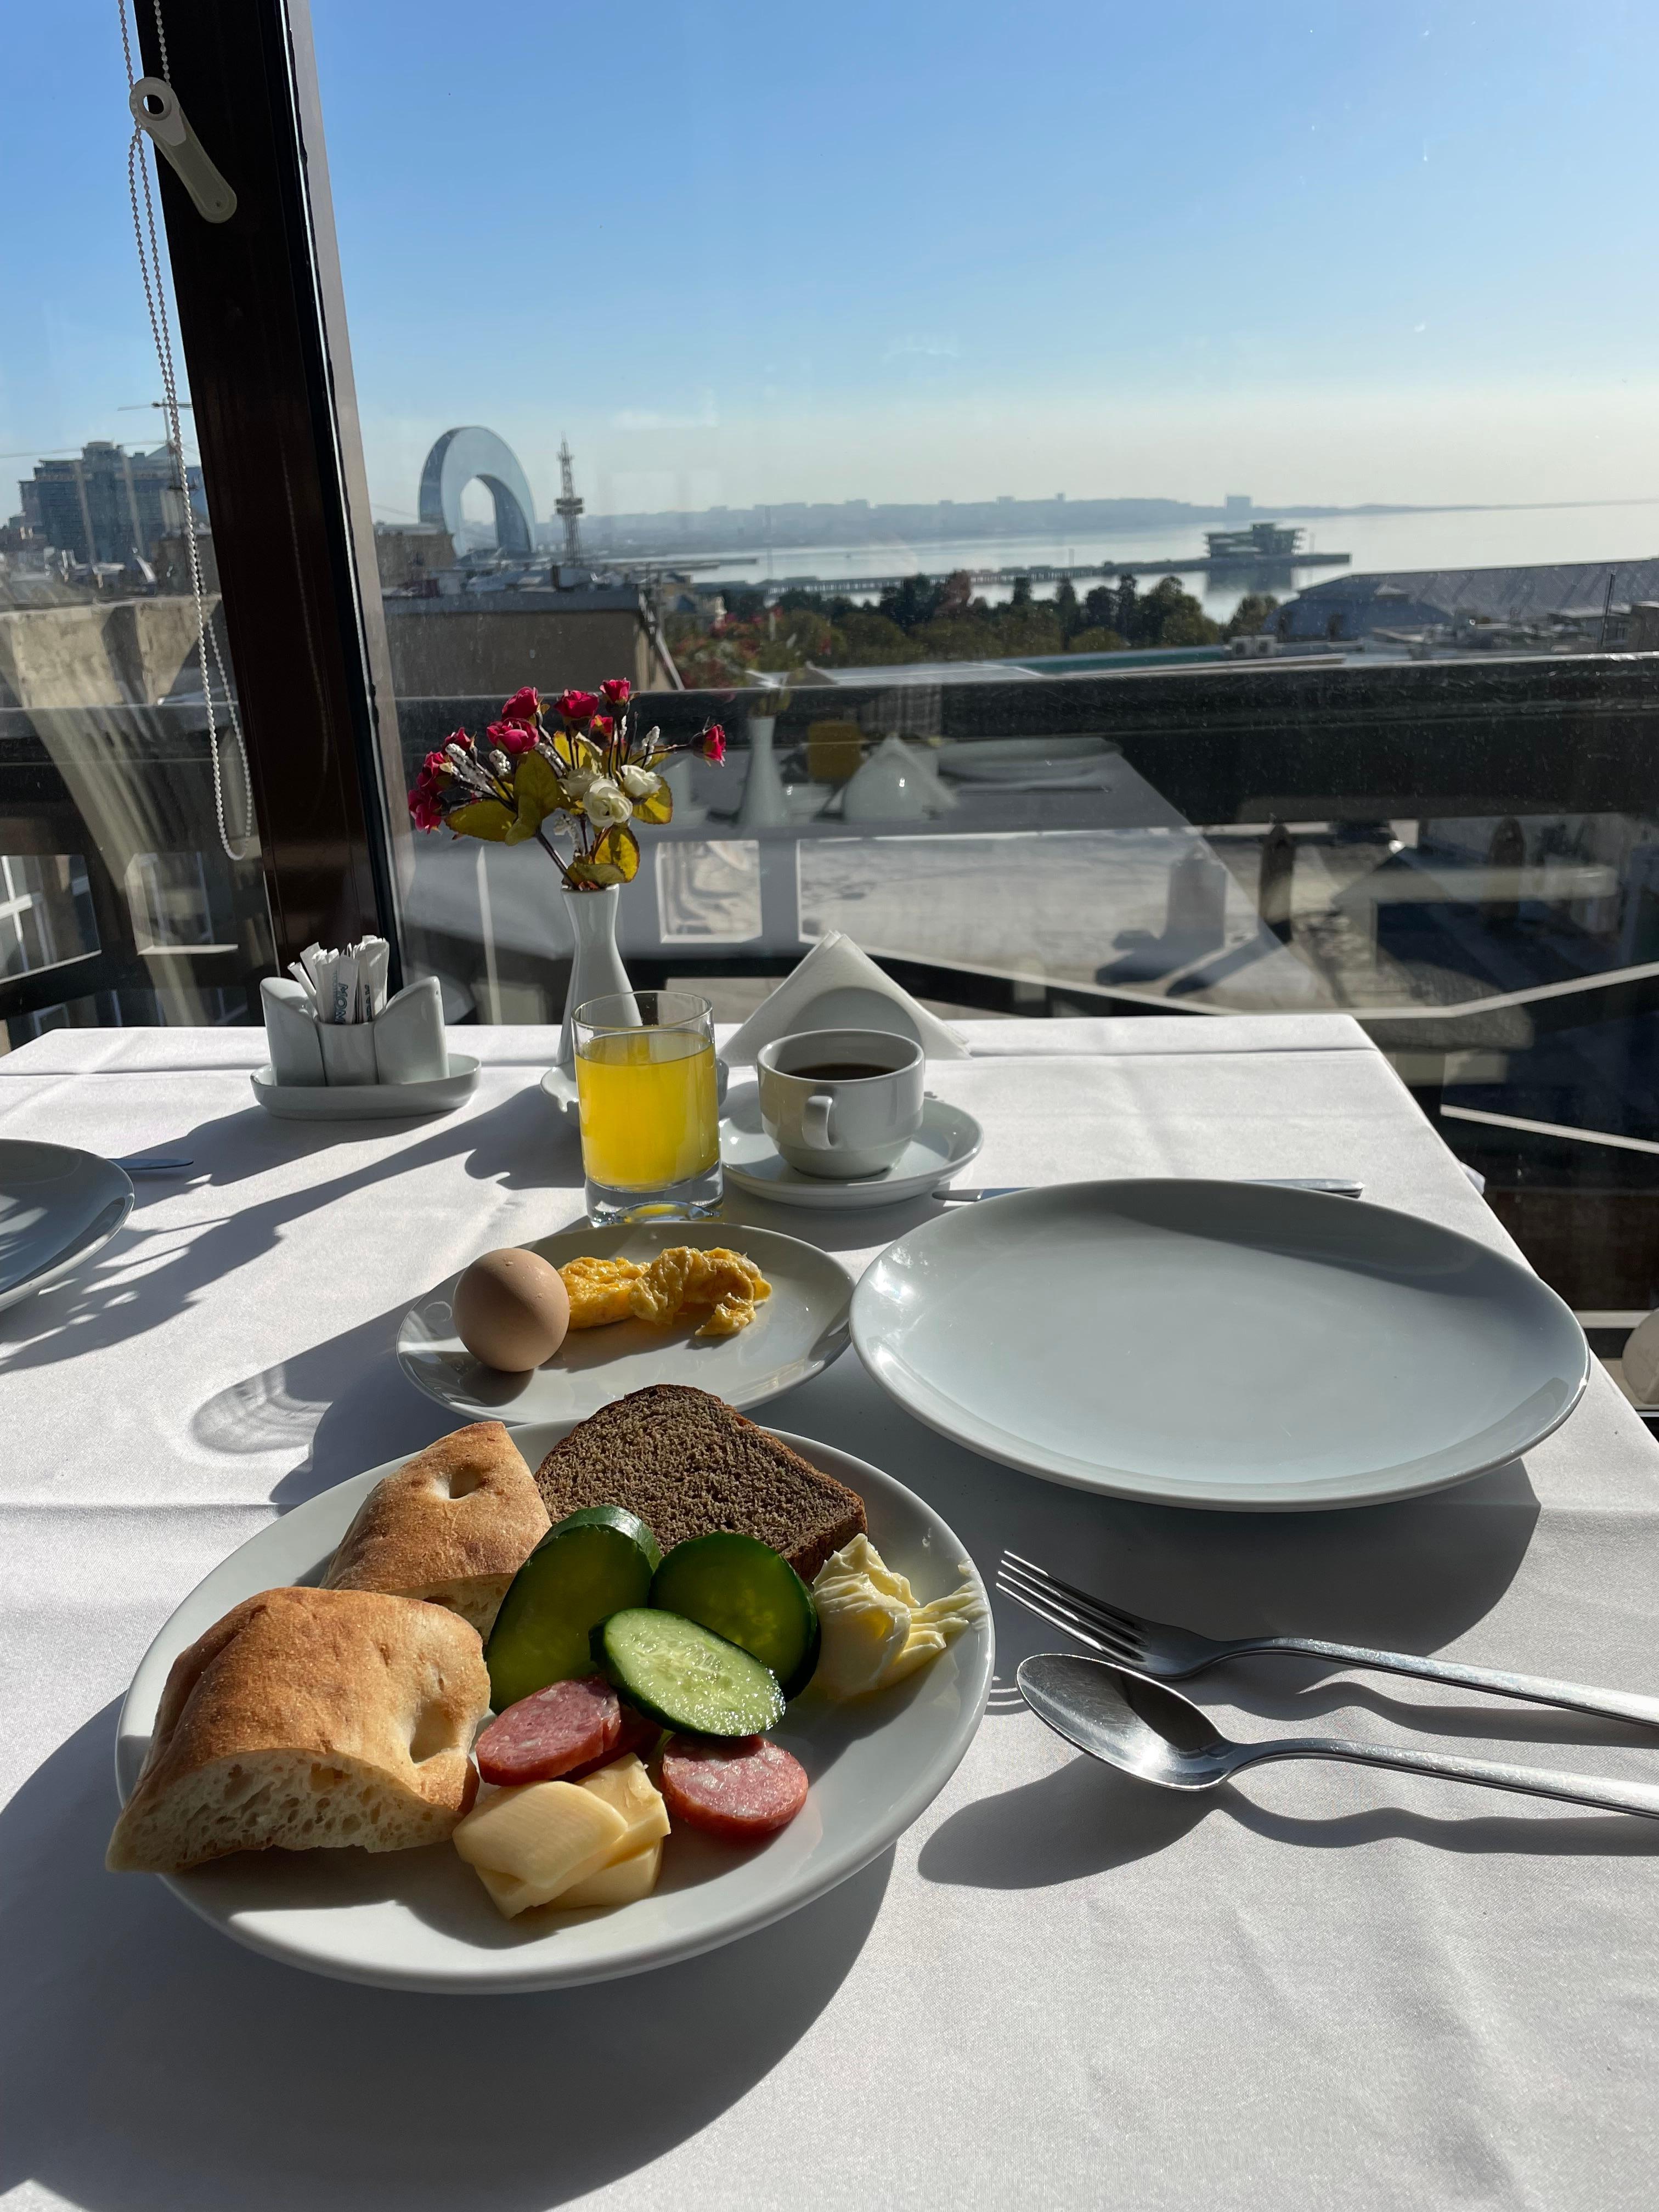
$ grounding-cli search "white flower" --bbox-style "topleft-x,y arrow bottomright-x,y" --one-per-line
559,765 -> 599,802
618,764 -> 662,800
584,778 -> 633,828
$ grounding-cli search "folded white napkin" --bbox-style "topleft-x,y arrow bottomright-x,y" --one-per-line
721,932 -> 969,1064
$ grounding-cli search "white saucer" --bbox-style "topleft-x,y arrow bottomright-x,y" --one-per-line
252,1056 -> 479,1120
721,1084 -> 983,1210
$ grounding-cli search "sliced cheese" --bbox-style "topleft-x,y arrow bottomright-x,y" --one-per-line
453,1780 -> 628,1918
577,1754 -> 670,1859
554,1839 -> 664,1910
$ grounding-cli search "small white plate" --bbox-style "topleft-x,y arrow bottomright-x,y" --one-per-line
113,1424 -> 992,1993
0,1141 -> 134,1312
935,736 -> 1119,783
252,1055 -> 480,1120
398,1218 -> 853,1425
721,1087 -> 984,1211
853,1178 -> 1589,1510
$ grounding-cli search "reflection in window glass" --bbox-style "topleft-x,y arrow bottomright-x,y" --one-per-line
0,853 -> 98,978
1,4 -> 272,1052
316,2 -> 1659,1330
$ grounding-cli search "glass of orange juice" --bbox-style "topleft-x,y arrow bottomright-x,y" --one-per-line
573,991 -> 722,1222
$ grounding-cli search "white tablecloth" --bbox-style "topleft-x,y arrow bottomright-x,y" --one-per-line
3,1018 -> 1656,2211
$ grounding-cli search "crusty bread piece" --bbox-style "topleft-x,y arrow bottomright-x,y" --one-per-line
322,1421 -> 549,1635
106,1587 -> 489,1875
534,1384 -> 865,1584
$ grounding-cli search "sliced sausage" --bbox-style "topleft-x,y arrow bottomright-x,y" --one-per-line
475,1675 -> 620,1786
563,1701 -> 662,1782
659,1735 -> 808,1841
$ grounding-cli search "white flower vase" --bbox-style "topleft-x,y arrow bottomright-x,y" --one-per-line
556,883 -> 635,1070
737,715 -> 791,829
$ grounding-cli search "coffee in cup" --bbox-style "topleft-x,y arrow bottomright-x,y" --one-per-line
756,1028 -> 924,1178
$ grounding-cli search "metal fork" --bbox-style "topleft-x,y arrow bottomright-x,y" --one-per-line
997,1551 -> 1659,1730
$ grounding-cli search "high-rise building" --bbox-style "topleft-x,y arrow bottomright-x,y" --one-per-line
20,442 -> 203,566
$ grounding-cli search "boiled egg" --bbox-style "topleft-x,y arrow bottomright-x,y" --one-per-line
452,1247 -> 571,1371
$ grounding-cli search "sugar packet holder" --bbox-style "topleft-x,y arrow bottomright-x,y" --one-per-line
261,974 -> 449,1087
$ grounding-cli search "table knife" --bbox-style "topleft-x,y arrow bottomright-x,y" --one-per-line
938,1176 -> 1364,1204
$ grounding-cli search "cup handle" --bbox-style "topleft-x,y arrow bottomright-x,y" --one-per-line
802,1091 -> 836,1149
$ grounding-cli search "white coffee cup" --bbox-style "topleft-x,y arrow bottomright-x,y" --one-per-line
757,1028 -> 925,1178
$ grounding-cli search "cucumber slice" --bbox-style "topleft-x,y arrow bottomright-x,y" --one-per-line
486,1508 -> 660,1709
592,1609 -> 786,1737
650,1533 -> 820,1700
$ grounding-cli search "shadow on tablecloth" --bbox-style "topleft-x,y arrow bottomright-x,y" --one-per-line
0,1084 -> 579,1382
0,1700 -> 890,2210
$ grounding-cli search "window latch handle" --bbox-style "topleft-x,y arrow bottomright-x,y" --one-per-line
130,76 -> 236,225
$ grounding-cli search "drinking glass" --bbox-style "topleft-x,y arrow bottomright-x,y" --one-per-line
573,991 -> 722,1222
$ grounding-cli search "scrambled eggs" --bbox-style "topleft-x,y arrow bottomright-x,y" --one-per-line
559,1246 -> 771,1339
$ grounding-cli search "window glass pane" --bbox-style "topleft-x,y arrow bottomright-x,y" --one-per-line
313,1 -> 1659,1340
1,5 -> 272,1052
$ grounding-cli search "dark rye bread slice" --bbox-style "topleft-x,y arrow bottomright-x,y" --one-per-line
534,1384 -> 865,1585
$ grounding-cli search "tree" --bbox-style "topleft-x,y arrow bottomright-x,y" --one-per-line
1223,592 -> 1279,640
1009,574 -> 1033,608
877,573 -> 943,631
1053,578 -> 1079,637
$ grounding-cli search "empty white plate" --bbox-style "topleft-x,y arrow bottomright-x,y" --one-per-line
398,1218 -> 853,1425
935,737 -> 1119,782
0,1141 -> 134,1312
851,1179 -> 1589,1509
113,1424 -> 993,1993
722,1086 -> 984,1211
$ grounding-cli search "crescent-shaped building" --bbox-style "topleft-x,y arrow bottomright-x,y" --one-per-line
417,427 -> 536,555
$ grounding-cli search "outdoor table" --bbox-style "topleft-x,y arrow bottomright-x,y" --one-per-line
3,1014 -> 1656,2210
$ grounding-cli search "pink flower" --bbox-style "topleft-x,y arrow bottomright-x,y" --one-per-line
445,727 -> 474,754
408,779 -> 445,833
499,686 -> 540,730
695,721 -> 726,765
422,749 -> 450,775
601,676 -> 632,705
590,714 -> 614,740
555,689 -> 600,725
487,719 -> 538,756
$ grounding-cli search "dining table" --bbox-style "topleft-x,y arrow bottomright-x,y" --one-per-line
2,1010 -> 1656,2211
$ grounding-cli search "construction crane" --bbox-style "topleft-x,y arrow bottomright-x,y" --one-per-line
555,438 -> 584,563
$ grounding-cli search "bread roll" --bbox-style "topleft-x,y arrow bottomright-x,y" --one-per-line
323,1421 -> 549,1635
107,1586 -> 489,1875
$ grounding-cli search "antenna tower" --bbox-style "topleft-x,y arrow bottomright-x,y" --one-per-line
555,437 -> 584,563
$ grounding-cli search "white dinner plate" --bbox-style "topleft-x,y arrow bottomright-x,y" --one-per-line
851,1179 -> 1589,1510
934,736 -> 1119,782
721,1086 -> 984,1211
0,1141 -> 134,1312
113,1425 -> 992,1993
398,1218 -> 853,1426
252,1054 -> 480,1120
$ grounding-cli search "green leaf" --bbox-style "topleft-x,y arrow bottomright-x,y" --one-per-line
501,751 -> 562,843
633,782 -> 673,825
448,800 -> 515,843
592,823 -> 640,882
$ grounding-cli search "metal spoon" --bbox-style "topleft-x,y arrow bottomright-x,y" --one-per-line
1017,1652 -> 1659,1820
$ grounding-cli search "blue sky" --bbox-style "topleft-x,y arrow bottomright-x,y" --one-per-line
7,2 -> 1659,522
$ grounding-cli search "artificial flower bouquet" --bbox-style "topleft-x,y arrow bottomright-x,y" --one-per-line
407,680 -> 725,888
